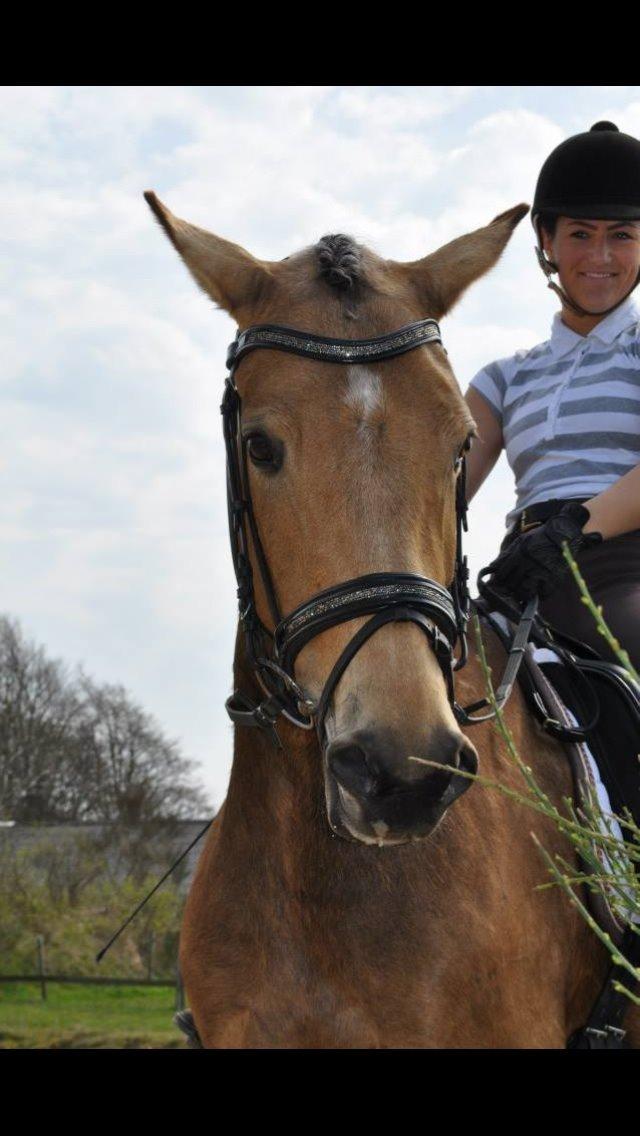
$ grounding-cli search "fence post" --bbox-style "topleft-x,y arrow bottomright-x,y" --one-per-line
147,931 -> 155,983
175,965 -> 185,1012
36,935 -> 47,1002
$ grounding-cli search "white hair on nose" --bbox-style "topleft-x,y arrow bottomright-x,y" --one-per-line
343,366 -> 383,419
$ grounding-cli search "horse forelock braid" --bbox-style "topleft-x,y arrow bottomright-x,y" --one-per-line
316,234 -> 361,291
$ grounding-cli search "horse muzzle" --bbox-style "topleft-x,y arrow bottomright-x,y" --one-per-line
324,727 -> 478,845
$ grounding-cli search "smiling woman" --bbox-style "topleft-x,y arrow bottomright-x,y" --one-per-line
465,121 -> 640,674
540,215 -> 640,324
533,119 -> 640,322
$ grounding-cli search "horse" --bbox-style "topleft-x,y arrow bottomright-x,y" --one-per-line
145,192 -> 639,1048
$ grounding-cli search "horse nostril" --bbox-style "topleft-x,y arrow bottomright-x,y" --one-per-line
327,742 -> 380,797
327,731 -> 478,812
457,737 -> 478,777
425,730 -> 477,779
434,735 -> 478,808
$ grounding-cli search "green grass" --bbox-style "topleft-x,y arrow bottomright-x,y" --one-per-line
0,981 -> 187,1048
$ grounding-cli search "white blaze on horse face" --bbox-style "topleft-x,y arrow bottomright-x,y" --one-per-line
340,363 -> 400,563
343,366 -> 383,420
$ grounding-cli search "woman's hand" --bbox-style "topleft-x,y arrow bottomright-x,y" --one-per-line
483,503 -> 603,601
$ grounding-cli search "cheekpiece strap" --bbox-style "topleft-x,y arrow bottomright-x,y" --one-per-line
227,319 -> 442,370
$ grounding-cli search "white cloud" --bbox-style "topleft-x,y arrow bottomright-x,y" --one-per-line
330,86 -> 476,128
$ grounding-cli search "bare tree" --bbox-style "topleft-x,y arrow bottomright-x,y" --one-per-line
0,616 -> 82,820
0,615 -> 210,824
74,675 -> 209,824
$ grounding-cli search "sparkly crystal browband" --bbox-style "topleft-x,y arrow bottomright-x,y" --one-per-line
226,319 -> 442,370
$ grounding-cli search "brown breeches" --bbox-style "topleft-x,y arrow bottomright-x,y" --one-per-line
536,530 -> 640,671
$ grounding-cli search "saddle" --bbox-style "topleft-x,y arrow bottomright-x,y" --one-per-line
478,600 -> 640,892
479,604 -> 640,836
530,636 -> 640,831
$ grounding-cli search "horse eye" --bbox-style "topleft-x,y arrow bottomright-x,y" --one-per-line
245,432 -> 280,469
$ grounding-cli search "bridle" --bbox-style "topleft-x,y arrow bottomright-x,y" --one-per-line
221,317 -> 533,748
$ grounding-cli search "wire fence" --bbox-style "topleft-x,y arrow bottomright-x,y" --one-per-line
0,933 -> 186,1009
0,972 -> 186,1009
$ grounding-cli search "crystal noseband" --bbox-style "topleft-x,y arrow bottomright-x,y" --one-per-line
274,572 -> 458,675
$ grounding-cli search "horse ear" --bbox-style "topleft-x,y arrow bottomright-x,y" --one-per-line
402,203 -> 530,319
144,191 -> 273,318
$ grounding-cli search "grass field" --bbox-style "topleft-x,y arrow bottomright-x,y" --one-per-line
0,981 -> 188,1048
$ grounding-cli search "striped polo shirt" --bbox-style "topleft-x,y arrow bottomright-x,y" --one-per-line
468,293 -> 640,527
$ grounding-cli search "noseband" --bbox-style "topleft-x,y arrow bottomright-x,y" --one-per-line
220,316 -> 496,747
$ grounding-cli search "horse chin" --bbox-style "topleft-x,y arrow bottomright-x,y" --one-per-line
323,766 -> 451,847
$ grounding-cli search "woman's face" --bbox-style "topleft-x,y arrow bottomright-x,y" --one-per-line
543,216 -> 640,313
542,217 -> 640,313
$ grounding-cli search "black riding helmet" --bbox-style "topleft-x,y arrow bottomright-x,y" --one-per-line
532,121 -> 640,316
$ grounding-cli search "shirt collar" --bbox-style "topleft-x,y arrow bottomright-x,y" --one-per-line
548,292 -> 640,358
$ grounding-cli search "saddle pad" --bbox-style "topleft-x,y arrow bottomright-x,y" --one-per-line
531,645 -> 638,937
533,647 -> 624,838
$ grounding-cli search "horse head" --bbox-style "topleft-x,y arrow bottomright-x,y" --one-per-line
146,192 -> 528,846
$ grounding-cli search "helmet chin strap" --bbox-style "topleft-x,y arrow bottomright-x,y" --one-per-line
534,219 -> 640,320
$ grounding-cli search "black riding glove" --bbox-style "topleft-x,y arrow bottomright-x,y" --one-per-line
483,502 -> 603,602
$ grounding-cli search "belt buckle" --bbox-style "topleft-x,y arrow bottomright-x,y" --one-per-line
519,509 -> 541,534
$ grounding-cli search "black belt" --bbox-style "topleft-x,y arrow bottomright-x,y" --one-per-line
513,497 -> 590,535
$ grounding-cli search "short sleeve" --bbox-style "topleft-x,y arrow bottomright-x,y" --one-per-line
468,360 -> 508,429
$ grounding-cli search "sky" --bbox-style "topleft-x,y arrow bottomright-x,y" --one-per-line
3,85 -> 640,809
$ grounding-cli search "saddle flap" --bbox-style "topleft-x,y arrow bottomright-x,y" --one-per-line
537,655 -> 640,829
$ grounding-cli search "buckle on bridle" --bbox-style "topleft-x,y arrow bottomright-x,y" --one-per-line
256,657 -> 317,722
254,699 -> 282,729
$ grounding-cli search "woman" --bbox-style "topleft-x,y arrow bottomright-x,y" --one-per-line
465,121 -> 640,670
